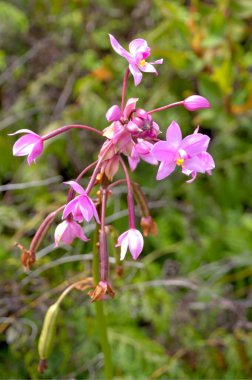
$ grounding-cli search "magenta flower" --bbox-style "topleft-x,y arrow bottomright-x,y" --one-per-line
128,139 -> 158,171
109,34 -> 163,86
116,229 -> 144,260
9,129 -> 44,165
183,95 -> 210,111
152,121 -> 215,182
63,181 -> 100,223
54,219 -> 89,247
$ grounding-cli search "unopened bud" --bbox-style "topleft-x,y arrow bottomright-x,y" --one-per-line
183,95 -> 210,111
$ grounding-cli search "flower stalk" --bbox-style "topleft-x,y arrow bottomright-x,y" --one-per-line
92,225 -> 113,379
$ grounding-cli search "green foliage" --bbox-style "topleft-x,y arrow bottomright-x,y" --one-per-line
1,0 -> 252,379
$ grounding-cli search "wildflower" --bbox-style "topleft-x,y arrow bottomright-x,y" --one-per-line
10,129 -> 44,164
109,34 -> 163,86
54,220 -> 89,247
128,139 -> 158,171
116,229 -> 144,260
152,121 -> 215,181
183,95 -> 210,111
63,181 -> 100,223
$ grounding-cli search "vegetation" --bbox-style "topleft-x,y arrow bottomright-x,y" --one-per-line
0,0 -> 252,378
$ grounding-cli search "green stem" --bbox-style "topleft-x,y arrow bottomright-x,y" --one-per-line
93,225 -> 113,379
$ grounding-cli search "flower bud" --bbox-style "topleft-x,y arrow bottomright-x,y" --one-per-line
106,105 -> 121,122
183,95 -> 210,111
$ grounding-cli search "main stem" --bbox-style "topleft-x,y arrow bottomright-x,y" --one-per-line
121,68 -> 130,113
93,226 -> 113,379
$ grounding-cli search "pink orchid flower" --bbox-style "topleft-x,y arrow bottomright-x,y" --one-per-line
54,219 -> 89,247
63,181 -> 100,223
9,129 -> 44,165
109,34 -> 163,86
152,121 -> 215,182
128,139 -> 158,171
116,229 -> 144,260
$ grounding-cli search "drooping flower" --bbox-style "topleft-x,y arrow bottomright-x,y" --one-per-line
128,139 -> 158,171
152,121 -> 215,182
183,95 -> 210,111
116,229 -> 144,260
54,219 -> 89,247
9,129 -> 44,165
63,181 -> 100,223
109,34 -> 163,86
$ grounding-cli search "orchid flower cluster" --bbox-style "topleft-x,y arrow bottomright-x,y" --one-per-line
11,35 -> 215,301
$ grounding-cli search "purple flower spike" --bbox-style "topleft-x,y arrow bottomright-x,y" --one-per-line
109,34 -> 163,86
183,95 -> 210,111
63,181 -> 100,224
9,129 -> 44,165
152,121 -> 215,182
54,220 -> 89,247
116,229 -> 144,260
106,105 -> 121,122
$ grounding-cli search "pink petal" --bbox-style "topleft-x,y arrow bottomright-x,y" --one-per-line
140,63 -> 157,74
70,221 -> 89,242
186,172 -> 197,183
79,196 -> 94,222
198,152 -> 215,171
149,59 -> 163,65
166,121 -> 182,148
64,180 -> 86,195
152,141 -> 176,162
13,134 -> 41,156
129,38 -> 149,55
128,156 -> 139,171
109,34 -> 131,60
128,229 -> 144,260
141,153 -> 158,166
106,105 -> 121,122
90,201 -> 100,224
117,231 -> 129,245
55,221 -> 69,246
62,198 -> 79,219
27,140 -> 44,164
184,156 -> 208,173
156,161 -> 176,180
124,98 -> 139,119
72,203 -> 84,222
116,231 -> 129,260
8,129 -> 39,136
129,64 -> 142,86
181,134 -> 210,157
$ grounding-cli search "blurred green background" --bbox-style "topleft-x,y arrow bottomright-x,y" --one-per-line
1,0 -> 252,378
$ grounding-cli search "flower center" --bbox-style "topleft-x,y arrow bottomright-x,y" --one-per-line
176,158 -> 184,166
139,59 -> 146,67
